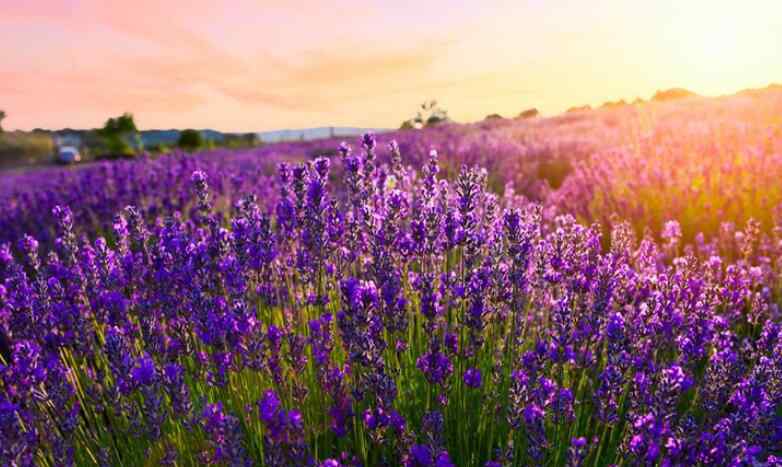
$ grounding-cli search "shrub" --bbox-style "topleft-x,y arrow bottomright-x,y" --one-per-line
517,108 -> 539,119
177,129 -> 204,152
566,105 -> 591,113
0,131 -> 54,167
651,88 -> 697,102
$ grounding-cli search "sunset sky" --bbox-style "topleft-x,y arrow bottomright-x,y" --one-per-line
2,0 -> 781,132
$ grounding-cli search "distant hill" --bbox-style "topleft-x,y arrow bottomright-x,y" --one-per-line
40,127 -> 389,148
256,127 -> 389,143
138,129 -> 226,147
738,83 -> 782,98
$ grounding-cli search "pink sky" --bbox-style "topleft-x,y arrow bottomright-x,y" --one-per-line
2,0 -> 782,131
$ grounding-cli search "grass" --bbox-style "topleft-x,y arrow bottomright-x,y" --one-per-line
0,132 -> 54,169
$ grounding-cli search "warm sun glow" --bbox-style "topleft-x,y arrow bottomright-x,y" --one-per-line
687,16 -> 746,70
662,4 -> 781,95
1,0 -> 781,130
4,1 -> 782,466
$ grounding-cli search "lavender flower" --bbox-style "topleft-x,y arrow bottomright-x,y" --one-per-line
463,367 -> 482,388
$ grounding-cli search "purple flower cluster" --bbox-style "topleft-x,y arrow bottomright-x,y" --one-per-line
552,91 -> 782,241
0,132 -> 781,466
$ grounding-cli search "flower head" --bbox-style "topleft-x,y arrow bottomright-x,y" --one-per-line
463,368 -> 482,388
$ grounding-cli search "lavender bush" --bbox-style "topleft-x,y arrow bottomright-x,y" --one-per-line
0,115 -> 608,250
553,90 -> 782,241
1,134 -> 781,466
9,92 -> 782,256
0,150 -> 284,249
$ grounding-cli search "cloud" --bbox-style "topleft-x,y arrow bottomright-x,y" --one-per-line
0,0 -> 468,129
211,44 -> 446,111
2,0 -> 450,104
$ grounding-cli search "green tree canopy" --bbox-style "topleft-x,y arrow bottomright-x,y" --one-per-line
99,113 -> 137,136
0,110 -> 6,132
177,129 -> 203,152
222,132 -> 260,149
98,112 -> 139,156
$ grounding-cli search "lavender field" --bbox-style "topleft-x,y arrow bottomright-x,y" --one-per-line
2,91 -> 782,466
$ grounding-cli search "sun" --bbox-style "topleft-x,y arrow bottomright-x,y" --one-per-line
659,3 -> 781,93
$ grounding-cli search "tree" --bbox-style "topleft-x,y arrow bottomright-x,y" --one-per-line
0,110 -> 5,132
399,120 -> 415,130
242,132 -> 259,147
400,100 -> 450,129
98,112 -> 139,156
517,108 -> 539,119
222,132 -> 260,149
177,129 -> 203,152
102,113 -> 138,134
419,100 -> 449,127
